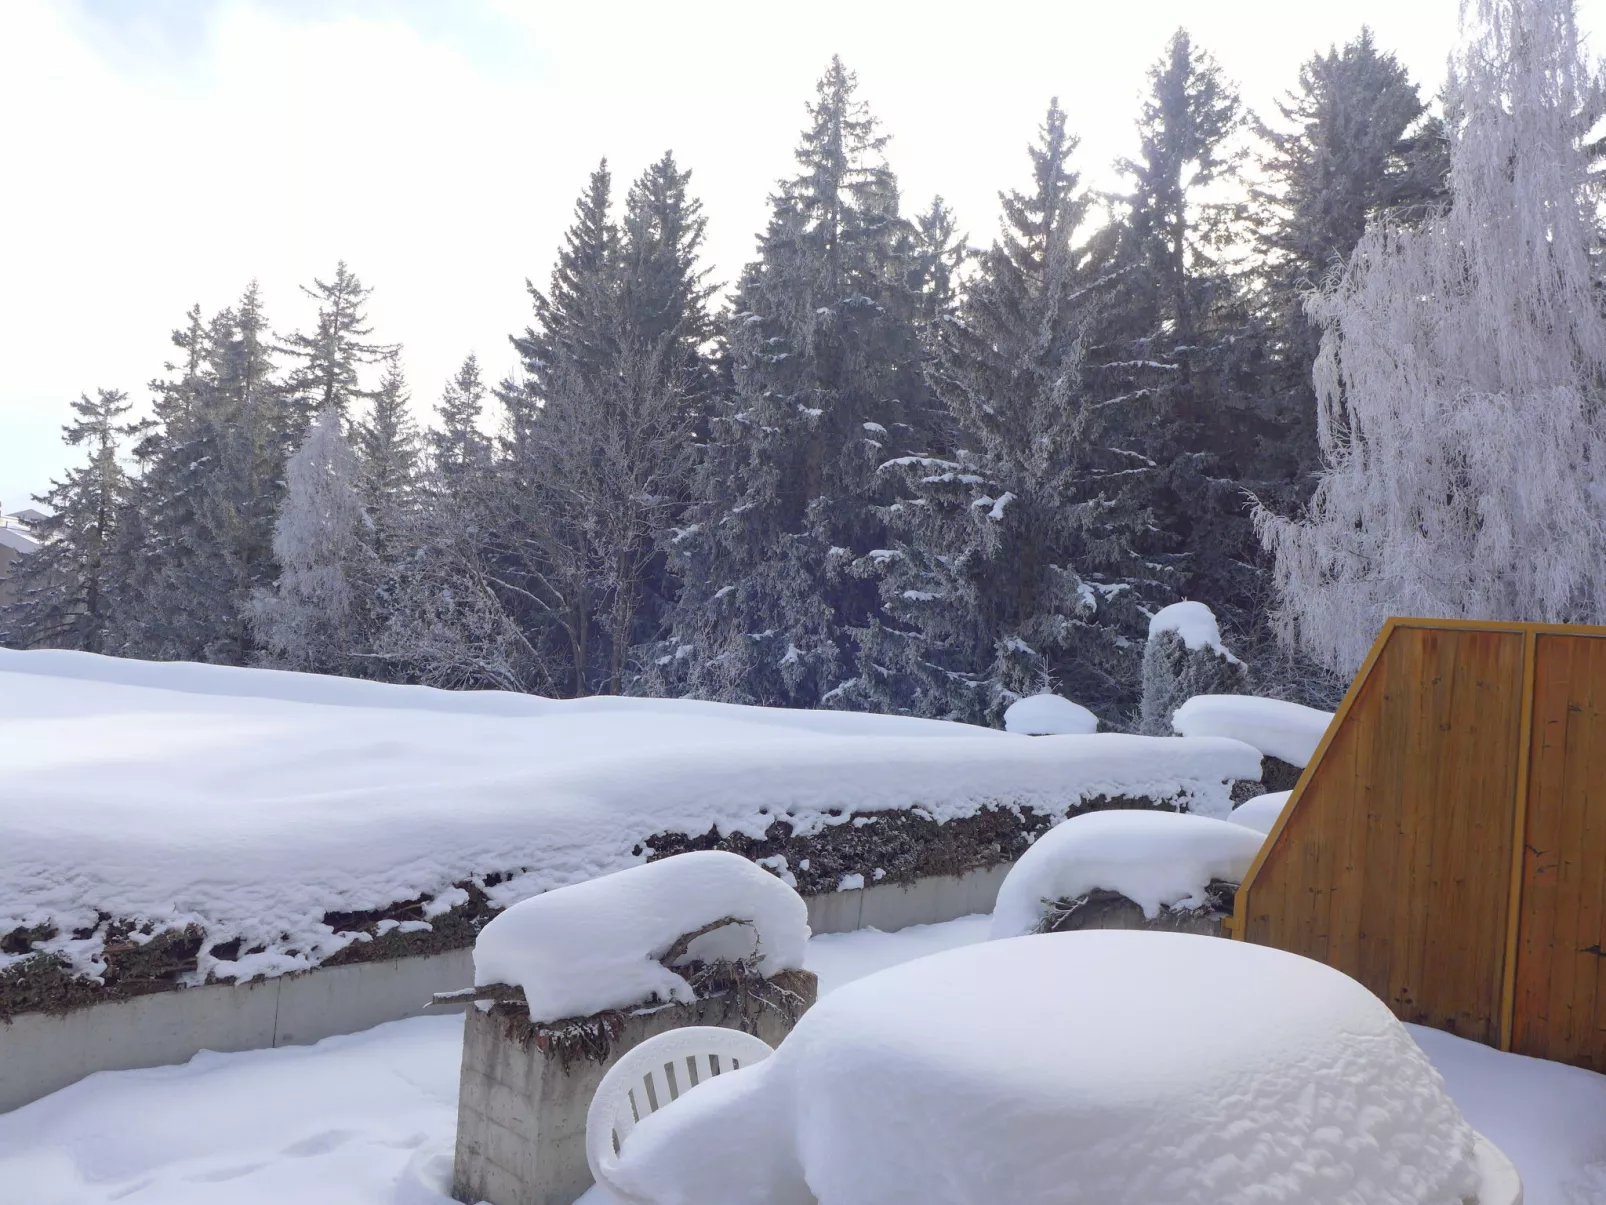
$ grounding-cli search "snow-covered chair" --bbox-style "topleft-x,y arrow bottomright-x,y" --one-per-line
585,1025 -> 776,1204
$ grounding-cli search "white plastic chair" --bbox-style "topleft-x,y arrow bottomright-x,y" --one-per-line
585,1025 -> 776,1204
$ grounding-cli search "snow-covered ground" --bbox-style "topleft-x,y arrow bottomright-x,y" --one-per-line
0,650 -> 1260,984
2,915 -> 1601,1205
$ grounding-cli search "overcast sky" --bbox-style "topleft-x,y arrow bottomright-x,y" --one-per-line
3,0 -> 1603,511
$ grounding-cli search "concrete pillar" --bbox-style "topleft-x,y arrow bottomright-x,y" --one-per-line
451,969 -> 817,1205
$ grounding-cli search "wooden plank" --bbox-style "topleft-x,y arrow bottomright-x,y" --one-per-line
1514,634 -> 1606,1070
1499,628 -> 1538,1050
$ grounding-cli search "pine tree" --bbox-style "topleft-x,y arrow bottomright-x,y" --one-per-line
1251,29 -> 1440,485
115,285 -> 292,663
656,58 -> 930,708
1097,29 -> 1257,632
1,390 -> 136,652
1258,0 -> 1606,674
252,409 -> 374,673
430,354 -> 492,491
859,101 -> 1154,724
277,262 -> 395,425
354,353 -> 421,569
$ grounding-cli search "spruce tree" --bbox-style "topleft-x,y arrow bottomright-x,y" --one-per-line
430,354 -> 492,491
859,101 -> 1153,724
354,352 -> 421,570
277,262 -> 395,425
1251,29 -> 1440,485
1,390 -> 137,652
656,58 -> 930,708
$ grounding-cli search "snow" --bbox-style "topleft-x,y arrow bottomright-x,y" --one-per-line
0,650 -> 1261,982
472,851 -> 808,1023
2,916 -> 1601,1205
1172,693 -> 1333,767
989,809 -> 1267,939
606,932 -> 1484,1205
1002,692 -> 1098,735
1146,600 -> 1241,663
1230,790 -> 1293,835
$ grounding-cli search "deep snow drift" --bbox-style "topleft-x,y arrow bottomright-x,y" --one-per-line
1230,790 -> 1293,835
989,809 -> 1267,938
472,851 -> 808,1021
1,916 -> 1601,1205
608,932 -> 1484,1205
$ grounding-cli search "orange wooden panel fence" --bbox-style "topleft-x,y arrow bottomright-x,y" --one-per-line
1231,618 -> 1606,1071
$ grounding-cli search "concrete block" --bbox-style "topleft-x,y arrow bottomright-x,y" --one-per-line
856,862 -> 1011,933
451,970 -> 817,1205
805,887 -> 863,934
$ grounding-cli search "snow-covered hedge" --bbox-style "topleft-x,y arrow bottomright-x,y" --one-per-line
989,810 -> 1266,939
0,652 -> 1263,1005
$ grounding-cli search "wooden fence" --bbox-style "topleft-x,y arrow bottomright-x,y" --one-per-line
1230,618 -> 1606,1072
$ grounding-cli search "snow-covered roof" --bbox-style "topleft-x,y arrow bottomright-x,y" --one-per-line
1171,694 -> 1333,767
0,651 -> 1263,984
0,524 -> 40,555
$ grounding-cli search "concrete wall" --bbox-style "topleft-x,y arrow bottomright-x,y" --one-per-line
0,862 -> 1010,1115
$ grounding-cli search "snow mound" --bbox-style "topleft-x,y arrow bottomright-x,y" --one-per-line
1172,693 -> 1332,767
1230,790 -> 1293,835
1003,693 -> 1098,735
473,851 -> 807,1022
990,809 -> 1266,939
1147,600 -> 1240,664
610,932 -> 1483,1205
0,651 -> 1264,984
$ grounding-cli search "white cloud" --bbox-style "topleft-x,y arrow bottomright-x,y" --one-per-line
4,0 -> 1598,509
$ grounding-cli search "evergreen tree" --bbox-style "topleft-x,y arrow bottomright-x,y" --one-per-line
1097,29 -> 1257,632
430,354 -> 492,491
252,409 -> 374,673
858,101 -> 1153,724
1,390 -> 136,652
1258,0 -> 1606,674
1251,29 -> 1440,484
116,285 -> 292,663
354,352 -> 421,569
277,262 -> 395,425
656,57 -> 931,708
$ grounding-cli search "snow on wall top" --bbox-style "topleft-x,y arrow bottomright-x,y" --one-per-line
1146,600 -> 1240,664
0,651 -> 1261,985
1002,693 -> 1098,735
989,810 -> 1266,938
473,850 -> 808,1022
1172,694 -> 1334,767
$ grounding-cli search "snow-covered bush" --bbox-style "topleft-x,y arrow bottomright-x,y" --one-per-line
1138,601 -> 1246,735
1171,694 -> 1331,767
1003,693 -> 1098,735
989,809 -> 1266,939
473,850 -> 808,1023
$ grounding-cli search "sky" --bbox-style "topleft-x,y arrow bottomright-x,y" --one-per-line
2,0 -> 1603,511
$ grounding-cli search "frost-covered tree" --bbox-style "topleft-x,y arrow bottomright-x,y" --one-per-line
0,390 -> 136,652
656,57 -> 931,708
1258,0 -> 1606,675
855,101 -> 1152,724
252,409 -> 373,673
429,354 -> 492,491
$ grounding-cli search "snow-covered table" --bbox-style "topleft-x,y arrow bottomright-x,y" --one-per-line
602,930 -> 1511,1205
